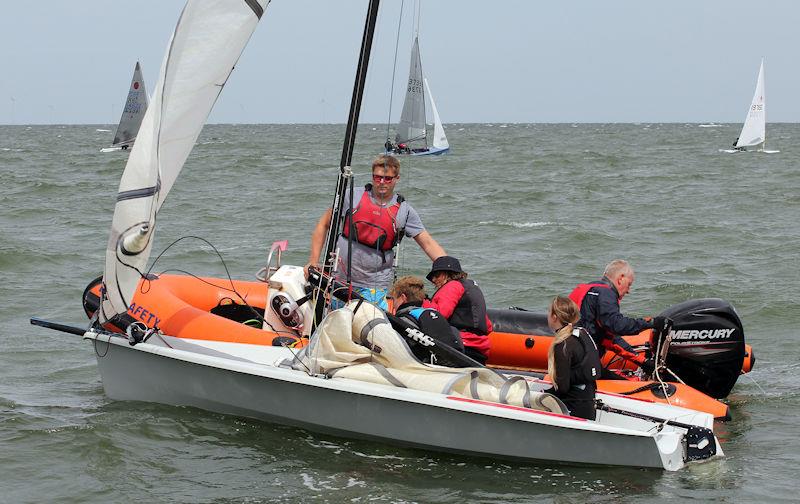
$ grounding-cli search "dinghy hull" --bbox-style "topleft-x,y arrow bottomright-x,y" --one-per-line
81,272 -> 741,420
85,331 -> 694,470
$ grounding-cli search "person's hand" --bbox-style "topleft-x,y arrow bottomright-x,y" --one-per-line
652,316 -> 667,335
304,261 -> 320,279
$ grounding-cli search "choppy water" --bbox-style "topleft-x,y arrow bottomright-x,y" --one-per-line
1,123 -> 798,503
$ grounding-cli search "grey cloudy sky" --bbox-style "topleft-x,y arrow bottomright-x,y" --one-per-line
2,0 -> 798,125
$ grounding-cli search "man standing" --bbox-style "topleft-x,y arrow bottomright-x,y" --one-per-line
570,259 -> 665,363
306,154 -> 445,308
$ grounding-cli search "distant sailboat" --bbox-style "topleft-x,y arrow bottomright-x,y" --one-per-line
101,62 -> 149,153
723,59 -> 778,153
386,37 -> 449,156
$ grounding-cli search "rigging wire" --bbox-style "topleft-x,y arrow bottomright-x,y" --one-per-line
385,0 -> 406,144
143,236 -> 296,336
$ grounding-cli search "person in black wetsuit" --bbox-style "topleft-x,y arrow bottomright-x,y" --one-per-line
388,275 -> 466,366
545,295 -> 601,420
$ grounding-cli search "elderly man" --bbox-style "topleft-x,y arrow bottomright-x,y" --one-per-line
570,259 -> 666,362
306,154 -> 445,309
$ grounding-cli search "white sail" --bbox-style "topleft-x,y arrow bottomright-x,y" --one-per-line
111,62 -> 149,148
395,37 -> 427,147
100,0 -> 270,323
735,59 -> 765,148
424,78 -> 448,150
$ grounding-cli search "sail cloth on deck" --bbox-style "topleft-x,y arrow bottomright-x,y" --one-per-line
735,59 -> 766,148
286,302 -> 567,414
395,37 -> 427,147
111,62 -> 149,148
100,0 -> 270,324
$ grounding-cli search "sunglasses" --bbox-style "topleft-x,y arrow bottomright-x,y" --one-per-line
372,174 -> 397,183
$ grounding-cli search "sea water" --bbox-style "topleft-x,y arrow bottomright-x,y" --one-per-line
1,123 -> 798,502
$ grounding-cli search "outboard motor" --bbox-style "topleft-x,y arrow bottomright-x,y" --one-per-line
659,298 -> 745,399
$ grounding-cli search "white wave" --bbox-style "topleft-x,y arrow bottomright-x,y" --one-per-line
96,128 -> 111,132
479,220 -> 551,228
699,123 -> 723,128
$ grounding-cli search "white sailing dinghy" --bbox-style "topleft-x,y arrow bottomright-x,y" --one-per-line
388,37 -> 449,156
32,0 -> 723,471
723,59 -> 779,153
101,62 -> 149,153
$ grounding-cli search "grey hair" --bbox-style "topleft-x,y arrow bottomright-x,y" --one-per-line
603,259 -> 633,279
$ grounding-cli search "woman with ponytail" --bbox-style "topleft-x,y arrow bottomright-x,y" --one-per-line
546,296 -> 601,420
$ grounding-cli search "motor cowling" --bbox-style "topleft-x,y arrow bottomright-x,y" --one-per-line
660,298 -> 745,399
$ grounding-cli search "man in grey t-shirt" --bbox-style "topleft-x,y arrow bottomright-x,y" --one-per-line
306,155 -> 445,309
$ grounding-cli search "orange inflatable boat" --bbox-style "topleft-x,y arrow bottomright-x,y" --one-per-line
83,272 -> 748,420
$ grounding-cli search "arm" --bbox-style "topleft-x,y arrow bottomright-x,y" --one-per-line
552,341 -> 572,392
305,207 -> 332,275
426,280 -> 464,319
596,290 -> 652,337
412,230 -> 446,260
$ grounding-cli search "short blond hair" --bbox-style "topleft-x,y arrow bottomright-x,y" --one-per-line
372,154 -> 400,176
390,275 -> 427,304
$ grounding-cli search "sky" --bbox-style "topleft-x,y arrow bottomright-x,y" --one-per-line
1,0 -> 799,125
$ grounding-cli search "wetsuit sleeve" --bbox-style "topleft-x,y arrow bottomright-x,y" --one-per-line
427,280 -> 465,319
596,288 -> 652,337
552,341 -> 572,392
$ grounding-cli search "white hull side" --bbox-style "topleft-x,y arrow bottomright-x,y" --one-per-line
86,333 -> 685,470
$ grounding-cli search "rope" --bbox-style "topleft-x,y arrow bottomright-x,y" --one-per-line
385,0 -> 405,143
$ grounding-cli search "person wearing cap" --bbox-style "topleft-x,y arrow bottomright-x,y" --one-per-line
424,256 -> 492,365
305,154 -> 446,309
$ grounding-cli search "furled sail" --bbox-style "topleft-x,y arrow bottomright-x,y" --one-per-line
735,59 -> 765,148
111,62 -> 149,148
395,36 -> 427,147
100,0 -> 270,324
424,78 -> 448,150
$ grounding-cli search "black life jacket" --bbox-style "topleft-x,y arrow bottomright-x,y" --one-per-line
449,279 -> 490,336
396,305 -> 464,363
568,327 -> 602,384
396,306 -> 427,328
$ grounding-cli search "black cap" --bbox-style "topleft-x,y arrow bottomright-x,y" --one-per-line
426,255 -> 463,281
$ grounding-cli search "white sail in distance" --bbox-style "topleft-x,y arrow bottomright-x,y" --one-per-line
735,59 -> 766,148
395,37 -> 427,147
424,78 -> 448,150
111,62 -> 149,148
100,0 -> 270,323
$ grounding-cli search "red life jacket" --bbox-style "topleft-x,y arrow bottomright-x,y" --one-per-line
342,186 -> 404,251
569,282 -> 615,308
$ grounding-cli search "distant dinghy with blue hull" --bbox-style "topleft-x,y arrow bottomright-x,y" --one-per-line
387,38 -> 449,156
101,62 -> 149,153
721,58 -> 779,154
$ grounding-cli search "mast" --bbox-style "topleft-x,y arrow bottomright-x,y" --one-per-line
316,0 -> 381,314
